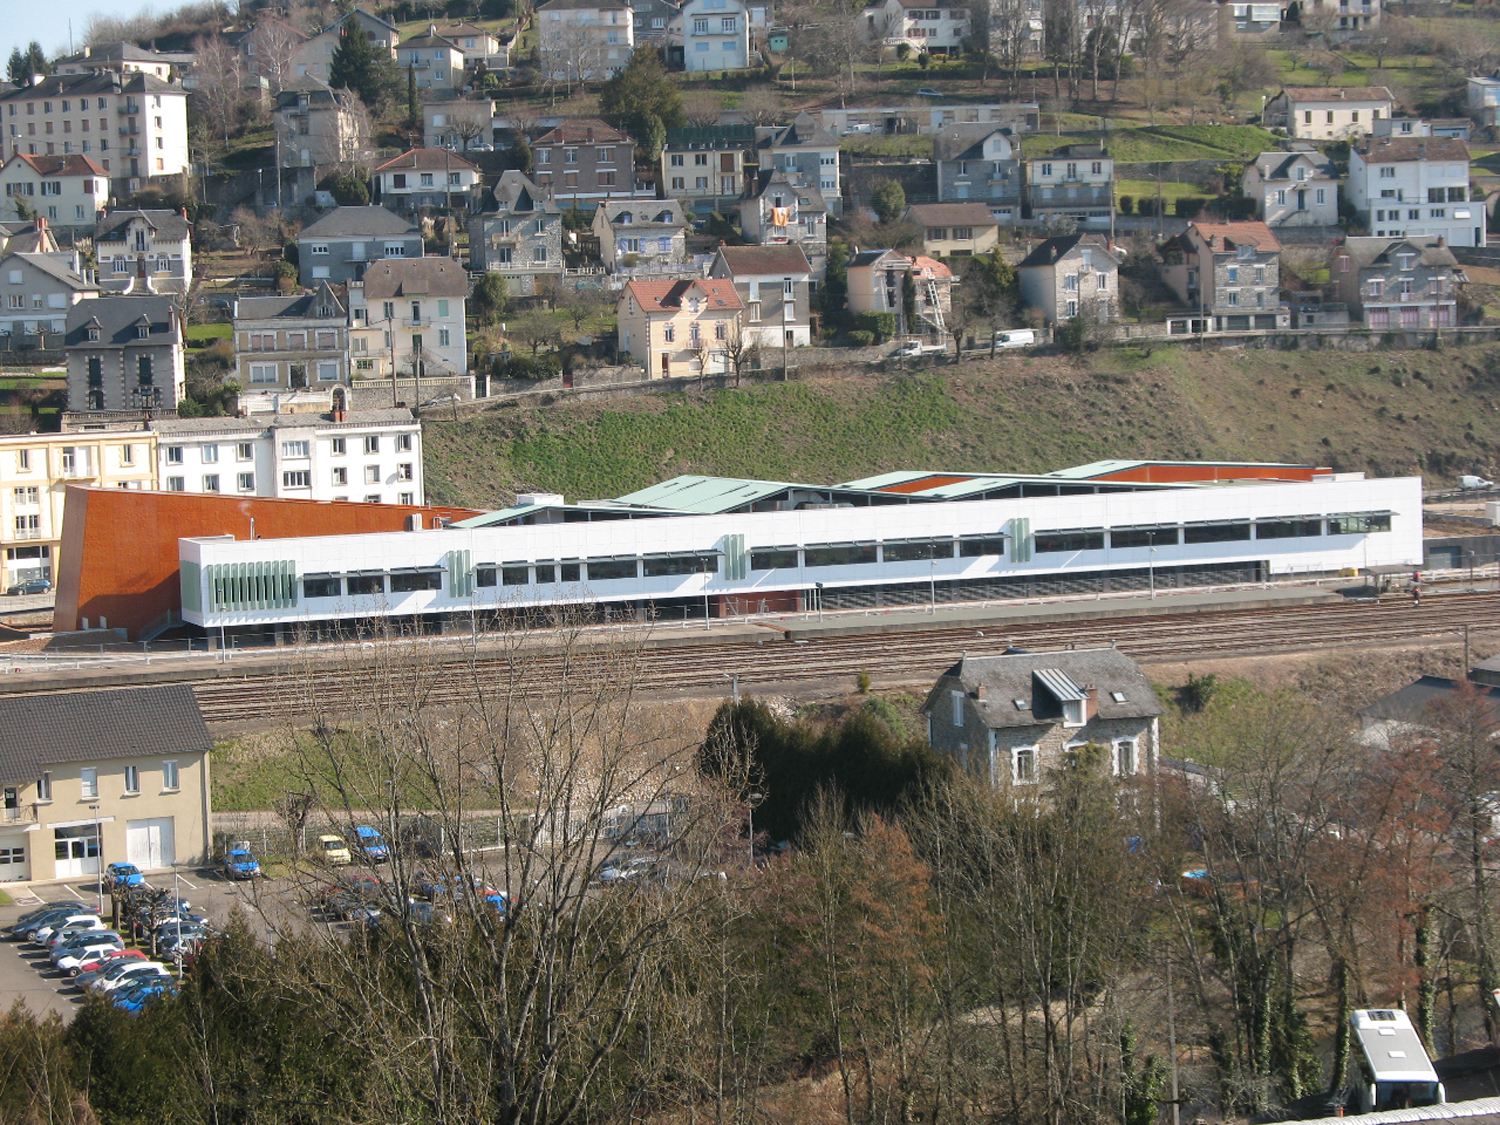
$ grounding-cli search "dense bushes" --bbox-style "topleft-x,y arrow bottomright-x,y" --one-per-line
491,352 -> 563,381
854,310 -> 897,344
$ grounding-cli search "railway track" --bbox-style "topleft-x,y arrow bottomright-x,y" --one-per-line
186,592 -> 1500,724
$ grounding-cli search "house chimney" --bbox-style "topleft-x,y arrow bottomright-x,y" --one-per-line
1082,685 -> 1099,721
34,216 -> 44,230
1437,235 -> 1446,246
974,684 -> 986,700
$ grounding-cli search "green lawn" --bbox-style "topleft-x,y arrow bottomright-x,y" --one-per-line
1114,179 -> 1211,208
1022,125 -> 1279,163
186,323 -> 231,344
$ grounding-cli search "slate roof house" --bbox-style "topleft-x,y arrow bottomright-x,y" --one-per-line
233,281 -> 350,391
1241,151 -> 1338,228
0,684 -> 213,882
591,198 -> 690,273
1018,233 -> 1120,325
0,251 -> 100,339
922,648 -> 1164,788
296,206 -> 424,286
65,294 -> 185,413
94,209 -> 193,294
933,125 -> 1020,219
1357,672 -> 1500,747
466,170 -> 564,296
907,202 -> 1001,258
739,172 -> 829,279
1330,235 -> 1465,330
708,244 -> 814,348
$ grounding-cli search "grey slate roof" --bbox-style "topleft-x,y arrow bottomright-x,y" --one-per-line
934,125 -> 1013,162
601,200 -> 688,228
1017,233 -> 1119,269
94,209 -> 191,244
1357,675 -> 1500,723
235,281 -> 346,321
0,71 -> 177,103
154,407 -> 416,437
922,648 -> 1164,730
1251,150 -> 1336,181
1340,236 -> 1461,270
299,206 -> 420,239
65,295 -> 180,349
489,170 -> 561,215
0,685 -> 209,784
757,117 -> 839,151
360,257 -> 468,299
6,252 -> 98,291
750,171 -> 828,212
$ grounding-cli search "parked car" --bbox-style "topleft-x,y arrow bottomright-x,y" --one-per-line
114,978 -> 177,1012
47,924 -> 113,956
31,914 -> 101,946
71,948 -> 146,977
349,826 -> 389,864
5,577 -> 51,596
222,846 -> 262,880
317,835 -> 352,866
55,934 -> 123,972
597,855 -> 662,885
8,904 -> 87,940
106,862 -> 146,891
917,87 -> 943,97
993,329 -> 1036,349
92,962 -> 171,994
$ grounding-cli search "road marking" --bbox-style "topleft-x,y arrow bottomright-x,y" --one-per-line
175,875 -> 198,890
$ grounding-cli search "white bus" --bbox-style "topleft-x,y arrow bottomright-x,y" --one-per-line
1348,1009 -> 1444,1114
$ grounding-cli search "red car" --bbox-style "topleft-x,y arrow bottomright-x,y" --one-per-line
71,947 -> 147,977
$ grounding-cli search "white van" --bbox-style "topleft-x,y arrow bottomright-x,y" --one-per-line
994,329 -> 1036,349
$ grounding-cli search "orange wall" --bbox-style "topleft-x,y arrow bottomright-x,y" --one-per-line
54,488 -> 481,638
1088,464 -> 1327,484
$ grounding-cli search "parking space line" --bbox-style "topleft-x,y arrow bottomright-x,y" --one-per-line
176,876 -> 198,891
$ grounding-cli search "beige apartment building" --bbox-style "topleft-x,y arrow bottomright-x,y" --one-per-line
0,684 -> 212,882
0,429 -> 156,590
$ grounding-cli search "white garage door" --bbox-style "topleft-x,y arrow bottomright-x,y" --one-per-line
125,817 -> 175,871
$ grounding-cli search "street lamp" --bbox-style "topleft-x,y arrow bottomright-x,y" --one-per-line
1149,545 -> 1157,599
88,804 -> 101,912
745,791 -> 765,869
721,671 -> 740,704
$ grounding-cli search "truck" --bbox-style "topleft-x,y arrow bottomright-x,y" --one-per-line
993,329 -> 1037,349
1460,475 -> 1494,490
1347,1008 -> 1444,1114
350,825 -> 389,864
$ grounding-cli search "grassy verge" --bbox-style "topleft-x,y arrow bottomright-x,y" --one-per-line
185,323 -> 231,344
1022,125 -> 1279,163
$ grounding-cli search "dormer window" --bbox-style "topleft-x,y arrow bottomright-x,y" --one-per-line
1237,244 -> 1255,260
135,325 -> 149,339
87,326 -> 99,341
1062,700 -> 1084,726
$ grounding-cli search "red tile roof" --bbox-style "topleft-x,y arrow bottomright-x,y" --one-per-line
374,147 -> 480,173
714,244 -> 812,275
11,153 -> 106,177
625,279 -> 743,313
533,118 -> 628,146
1188,220 -> 1281,254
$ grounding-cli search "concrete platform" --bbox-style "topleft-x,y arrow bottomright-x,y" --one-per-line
770,584 -> 1345,641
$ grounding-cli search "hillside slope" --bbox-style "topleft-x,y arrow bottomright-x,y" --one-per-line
424,344 -> 1500,508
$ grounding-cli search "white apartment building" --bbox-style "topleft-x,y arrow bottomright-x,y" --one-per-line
1025,145 -> 1112,227
1264,86 -> 1393,142
678,0 -> 750,71
1349,136 -> 1483,248
861,0 -> 971,55
0,73 -> 191,188
399,27 -> 467,95
0,154 -> 109,228
0,430 -> 156,588
537,0 -> 635,82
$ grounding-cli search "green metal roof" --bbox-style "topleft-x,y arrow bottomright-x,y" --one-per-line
613,475 -> 807,514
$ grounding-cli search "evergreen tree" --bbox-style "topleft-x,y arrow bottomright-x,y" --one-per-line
8,42 -> 48,86
5,49 -> 24,87
599,47 -> 684,147
406,63 -> 418,127
329,21 -> 394,107
640,112 -> 666,165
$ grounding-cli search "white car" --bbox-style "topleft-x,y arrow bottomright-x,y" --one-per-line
92,962 -> 170,994
31,914 -> 101,946
55,936 -> 123,972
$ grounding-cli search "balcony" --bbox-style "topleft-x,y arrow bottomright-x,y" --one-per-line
117,102 -> 140,115
118,126 -> 139,137
1,805 -> 35,823
402,316 -> 432,328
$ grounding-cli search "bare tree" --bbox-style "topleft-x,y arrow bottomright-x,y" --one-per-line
538,18 -> 604,103
683,89 -> 724,129
247,13 -> 305,95
989,0 -> 1037,98
190,34 -> 247,172
724,318 -> 760,385
736,86 -> 786,127
444,100 -> 492,151
788,0 -> 883,107
327,90 -> 375,175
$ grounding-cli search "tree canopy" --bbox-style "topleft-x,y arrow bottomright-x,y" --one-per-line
598,47 -> 684,146
329,22 -> 397,108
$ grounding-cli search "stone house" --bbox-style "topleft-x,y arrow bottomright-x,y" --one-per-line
1330,236 -> 1465,330
65,294 -> 185,414
1241,151 -> 1338,228
94,209 -> 192,294
1018,233 -> 1120,325
933,125 -> 1020,221
466,170 -> 564,296
233,281 -> 350,392
739,172 -> 828,279
907,202 -> 1001,258
922,648 -> 1163,789
708,244 -> 813,349
591,198 -> 689,272
296,206 -> 424,286
1157,220 -> 1289,332
616,278 -> 743,378
755,116 -> 842,216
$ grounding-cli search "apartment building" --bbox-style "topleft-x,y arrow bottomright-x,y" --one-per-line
0,250 -> 99,337
0,153 -> 109,228
275,78 -> 373,169
661,125 -> 754,212
0,429 -> 155,588
466,170 -> 564,295
1242,151 -> 1338,228
678,0 -> 750,71
65,294 -> 185,413
1349,136 -> 1483,248
153,408 -> 424,505
708,244 -> 814,348
934,126 -> 1020,219
1331,236 -> 1465,330
422,97 -> 496,150
233,282 -> 349,392
1469,76 -> 1500,127
400,26 -> 466,94
739,172 -> 829,279
814,103 -> 1039,136
93,209 -> 192,294
55,42 -> 195,83
862,0 -> 971,55
616,278 -> 743,378
1025,145 -> 1112,227
296,206 -> 424,286
0,72 -> 191,188
291,7 -> 401,85
1264,86 -> 1393,141
348,257 -> 469,380
531,119 -> 649,207
537,0 -> 636,83
374,148 -> 482,213
756,116 -> 841,216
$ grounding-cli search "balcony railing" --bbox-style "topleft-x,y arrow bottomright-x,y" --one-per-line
117,102 -> 140,114
402,317 -> 432,328
1,805 -> 35,822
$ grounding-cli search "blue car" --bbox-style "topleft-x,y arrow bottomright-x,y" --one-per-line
350,826 -> 389,864
106,862 -> 145,891
113,979 -> 177,1012
222,847 -> 261,880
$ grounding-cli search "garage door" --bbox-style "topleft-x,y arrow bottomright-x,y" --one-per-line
125,817 -> 175,871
